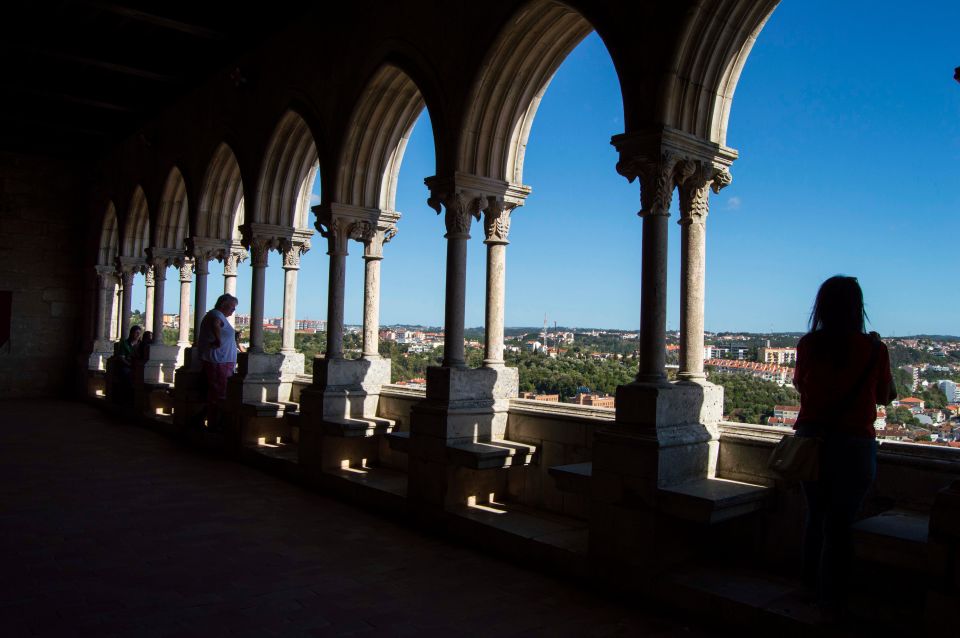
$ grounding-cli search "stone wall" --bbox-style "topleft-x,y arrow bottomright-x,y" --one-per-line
0,152 -> 85,398
506,400 -> 611,520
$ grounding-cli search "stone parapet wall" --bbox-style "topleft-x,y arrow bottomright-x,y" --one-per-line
0,152 -> 84,398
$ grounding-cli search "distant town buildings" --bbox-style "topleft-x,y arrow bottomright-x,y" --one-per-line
569,393 -> 615,408
758,346 -> 797,365
519,392 -> 559,402
705,358 -> 794,386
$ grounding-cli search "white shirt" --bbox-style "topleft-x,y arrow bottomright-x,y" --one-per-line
198,309 -> 237,364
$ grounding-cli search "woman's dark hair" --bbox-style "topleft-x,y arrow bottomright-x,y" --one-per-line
808,275 -> 867,334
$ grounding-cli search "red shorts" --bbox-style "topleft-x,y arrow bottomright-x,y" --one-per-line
203,361 -> 234,404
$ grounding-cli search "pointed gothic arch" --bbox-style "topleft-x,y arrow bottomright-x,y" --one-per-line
121,186 -> 150,258
335,64 -> 427,211
458,0 -> 597,185
255,111 -> 319,229
154,167 -> 190,252
197,143 -> 245,243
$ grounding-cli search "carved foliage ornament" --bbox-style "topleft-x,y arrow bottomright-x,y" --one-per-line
222,249 -> 247,276
179,261 -> 193,282
483,198 -> 516,243
427,191 -> 483,237
250,236 -> 274,267
281,239 -> 310,269
318,218 -> 350,256
144,268 -> 156,286
677,161 -> 733,225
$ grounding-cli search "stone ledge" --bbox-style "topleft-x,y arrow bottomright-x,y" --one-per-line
447,439 -> 536,470
548,462 -> 593,496
380,385 -> 427,400
509,399 -> 615,423
657,477 -> 769,524
321,415 -> 395,438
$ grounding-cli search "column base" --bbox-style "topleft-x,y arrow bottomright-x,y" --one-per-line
589,379 -> 725,575
142,344 -> 183,385
405,365 -> 525,509
87,339 -> 116,371
298,357 -> 393,475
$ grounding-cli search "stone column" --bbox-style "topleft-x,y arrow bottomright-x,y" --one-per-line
677,163 -> 731,380
482,198 -> 515,367
428,192 -> 482,368
151,261 -> 167,338
177,260 -> 193,347
222,248 -> 246,327
280,239 -> 309,354
320,219 -> 349,360
248,237 -> 272,354
351,222 -> 396,360
119,270 -> 134,337
628,155 -> 681,383
94,268 -> 116,342
192,257 -> 209,342
144,267 -> 156,333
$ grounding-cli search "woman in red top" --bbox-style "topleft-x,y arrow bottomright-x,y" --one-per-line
793,276 -> 896,618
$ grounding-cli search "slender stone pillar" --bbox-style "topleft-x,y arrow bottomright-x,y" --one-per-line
428,192 -> 481,368
248,237 -> 271,353
629,156 -> 681,383
222,249 -> 246,327
320,220 -> 349,360
362,254 -> 382,359
144,267 -> 156,333
677,162 -> 731,379
482,198 -> 515,367
177,260 -> 192,346
120,270 -> 134,336
151,261 -> 167,338
280,240 -> 309,354
192,257 -> 209,342
94,268 -> 115,342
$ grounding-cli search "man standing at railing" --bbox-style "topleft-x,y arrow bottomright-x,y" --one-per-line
196,294 -> 239,430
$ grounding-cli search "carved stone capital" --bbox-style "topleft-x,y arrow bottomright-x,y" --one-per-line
249,236 -> 276,268
318,217 -> 351,256
222,247 -> 247,276
144,268 -> 156,287
193,258 -> 210,276
280,238 -> 310,270
179,259 -> 194,282
676,161 -> 734,226
482,197 -> 517,244
427,191 -> 483,239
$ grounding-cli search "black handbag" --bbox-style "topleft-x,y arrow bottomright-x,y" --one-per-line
768,338 -> 880,482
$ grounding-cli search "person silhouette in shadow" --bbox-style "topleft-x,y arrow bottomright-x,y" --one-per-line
793,276 -> 897,621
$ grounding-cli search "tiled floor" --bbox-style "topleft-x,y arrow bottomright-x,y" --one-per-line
0,400 -> 716,637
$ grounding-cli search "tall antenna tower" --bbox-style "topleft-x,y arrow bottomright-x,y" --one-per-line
542,314 -> 548,352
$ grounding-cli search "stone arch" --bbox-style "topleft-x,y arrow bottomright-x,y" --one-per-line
154,167 -> 190,251
335,64 -> 426,211
458,0 -> 596,185
197,143 -> 245,242
255,111 -> 319,229
121,186 -> 150,258
660,0 -> 779,145
98,202 -> 119,267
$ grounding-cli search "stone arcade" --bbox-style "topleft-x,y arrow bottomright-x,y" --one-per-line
2,1 -> 958,633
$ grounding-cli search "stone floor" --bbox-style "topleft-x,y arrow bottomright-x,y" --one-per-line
0,400 -> 716,637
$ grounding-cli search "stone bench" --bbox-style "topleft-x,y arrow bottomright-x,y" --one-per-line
549,461 -> 768,524
386,431 -> 535,470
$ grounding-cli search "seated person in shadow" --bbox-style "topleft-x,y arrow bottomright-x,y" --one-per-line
112,324 -> 142,403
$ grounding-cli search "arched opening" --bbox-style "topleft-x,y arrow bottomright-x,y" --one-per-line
90,202 -> 121,370
337,63 -> 440,378
195,143 -> 250,332
154,167 -> 191,346
251,110 -> 319,381
450,0 -> 636,405
122,185 -> 151,332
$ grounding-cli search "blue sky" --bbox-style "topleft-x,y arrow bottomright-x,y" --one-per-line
143,1 -> 960,336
